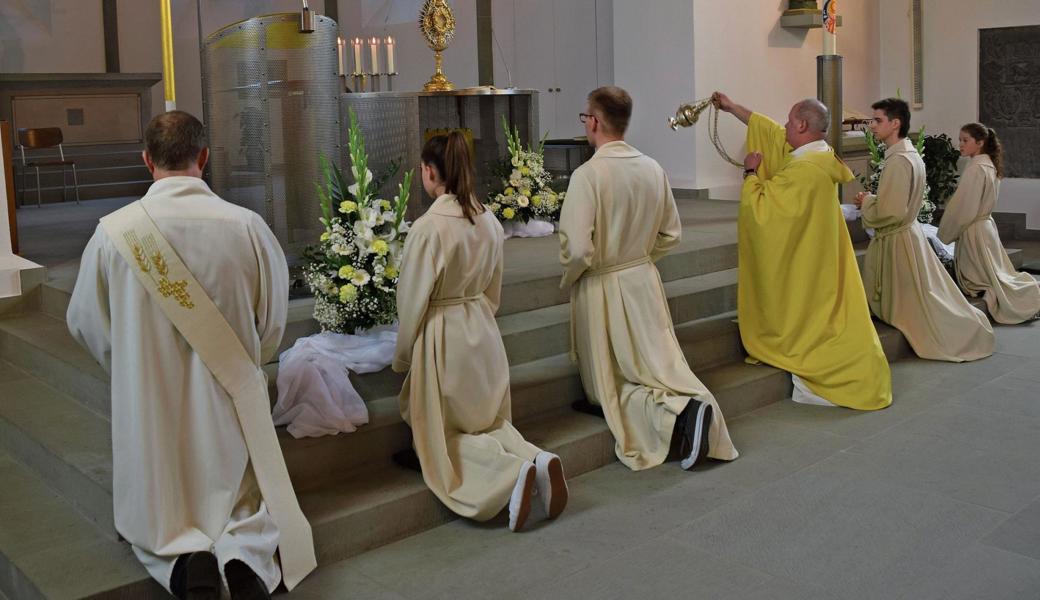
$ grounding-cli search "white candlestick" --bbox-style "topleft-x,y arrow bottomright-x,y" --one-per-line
369,37 -> 380,73
337,37 -> 345,75
386,36 -> 395,73
822,0 -> 837,55
352,38 -> 363,74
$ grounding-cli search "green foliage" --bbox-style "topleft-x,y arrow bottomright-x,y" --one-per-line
921,133 -> 961,207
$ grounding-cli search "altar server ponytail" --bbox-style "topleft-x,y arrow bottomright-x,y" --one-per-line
422,131 -> 483,223
961,122 -> 1005,179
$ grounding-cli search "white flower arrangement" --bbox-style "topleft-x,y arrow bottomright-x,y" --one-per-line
304,108 -> 413,333
484,116 -> 565,224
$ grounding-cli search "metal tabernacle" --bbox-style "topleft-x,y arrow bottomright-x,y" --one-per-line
201,12 -> 340,266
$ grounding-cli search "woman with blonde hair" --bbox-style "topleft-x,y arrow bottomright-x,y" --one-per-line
392,131 -> 568,531
937,123 -> 1040,323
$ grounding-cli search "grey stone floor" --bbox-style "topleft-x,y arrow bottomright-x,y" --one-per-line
291,320 -> 1040,600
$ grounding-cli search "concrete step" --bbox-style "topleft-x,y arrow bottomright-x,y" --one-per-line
0,300 -> 918,552
0,450 -> 162,600
14,180 -> 152,206
16,163 -> 151,189
14,144 -> 146,168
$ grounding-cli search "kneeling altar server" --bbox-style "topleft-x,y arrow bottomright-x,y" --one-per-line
393,132 -> 569,532
855,99 -> 994,362
560,86 -> 738,471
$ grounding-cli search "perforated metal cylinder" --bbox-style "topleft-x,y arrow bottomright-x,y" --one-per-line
201,13 -> 341,265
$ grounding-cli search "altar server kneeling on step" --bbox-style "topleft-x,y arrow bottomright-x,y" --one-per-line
937,122 -> 1040,324
855,98 -> 994,362
68,110 -> 316,600
559,86 -> 738,471
393,131 -> 568,532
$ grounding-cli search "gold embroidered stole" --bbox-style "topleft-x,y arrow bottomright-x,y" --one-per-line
100,201 -> 316,590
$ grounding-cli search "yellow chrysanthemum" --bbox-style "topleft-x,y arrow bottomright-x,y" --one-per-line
338,265 -> 354,279
384,265 -> 399,279
505,187 -> 515,196
502,207 -> 516,220
371,240 -> 389,256
520,167 -> 531,176
339,284 -> 358,303
320,231 -> 331,242
380,200 -> 392,211
339,200 -> 358,214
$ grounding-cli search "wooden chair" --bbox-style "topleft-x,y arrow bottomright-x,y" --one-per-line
17,127 -> 81,207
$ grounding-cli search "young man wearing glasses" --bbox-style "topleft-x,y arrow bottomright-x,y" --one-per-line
558,86 -> 738,472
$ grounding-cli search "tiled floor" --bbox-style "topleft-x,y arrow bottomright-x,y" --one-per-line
291,321 -> 1040,600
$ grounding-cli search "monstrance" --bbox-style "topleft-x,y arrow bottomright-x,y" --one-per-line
420,0 -> 456,92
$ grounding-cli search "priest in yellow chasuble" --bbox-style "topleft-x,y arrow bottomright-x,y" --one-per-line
560,87 -> 737,471
855,99 -> 994,362
714,92 -> 891,410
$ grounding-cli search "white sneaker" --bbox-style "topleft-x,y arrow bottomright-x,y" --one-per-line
534,452 -> 569,519
508,461 -> 537,532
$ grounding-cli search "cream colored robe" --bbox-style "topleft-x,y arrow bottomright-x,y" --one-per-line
393,194 -> 541,521
67,177 -> 288,593
861,138 -> 994,362
558,141 -> 737,471
938,154 -> 1040,324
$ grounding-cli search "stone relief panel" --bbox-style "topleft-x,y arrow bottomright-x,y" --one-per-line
979,25 -> 1040,179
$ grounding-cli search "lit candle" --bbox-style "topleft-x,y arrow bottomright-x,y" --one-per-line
337,37 -> 346,75
822,0 -> 837,55
385,36 -> 395,73
352,38 -> 363,74
369,37 -> 380,74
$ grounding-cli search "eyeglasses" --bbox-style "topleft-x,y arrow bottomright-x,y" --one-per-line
578,112 -> 597,124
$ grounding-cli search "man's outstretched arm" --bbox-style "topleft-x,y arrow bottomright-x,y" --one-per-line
713,91 -> 752,125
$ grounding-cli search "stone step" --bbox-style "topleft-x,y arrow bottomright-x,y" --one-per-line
0,299 -> 917,552
14,180 -> 153,206
16,163 -> 151,189
0,449 -> 162,600
0,294 -> 924,600
34,221 -> 740,325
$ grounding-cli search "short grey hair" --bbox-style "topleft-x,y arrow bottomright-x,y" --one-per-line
793,98 -> 829,134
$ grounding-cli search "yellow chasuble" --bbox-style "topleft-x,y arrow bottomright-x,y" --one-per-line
738,113 -> 891,410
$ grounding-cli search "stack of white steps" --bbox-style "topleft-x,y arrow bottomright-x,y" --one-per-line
0,199 -> 1024,598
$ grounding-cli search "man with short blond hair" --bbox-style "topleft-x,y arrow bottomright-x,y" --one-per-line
559,86 -> 738,471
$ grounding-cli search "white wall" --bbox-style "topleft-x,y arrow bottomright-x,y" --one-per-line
612,0 -> 697,188
692,0 -> 880,197
879,0 -> 1040,229
609,1 -> 879,194
0,0 -> 105,72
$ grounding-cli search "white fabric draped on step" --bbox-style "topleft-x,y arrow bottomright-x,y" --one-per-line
272,325 -> 397,438
501,218 -> 555,239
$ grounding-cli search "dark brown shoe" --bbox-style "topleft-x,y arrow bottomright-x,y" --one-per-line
170,552 -> 220,600
225,559 -> 272,600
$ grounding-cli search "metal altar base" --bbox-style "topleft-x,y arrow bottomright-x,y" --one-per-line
339,88 -> 538,219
